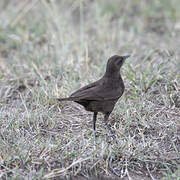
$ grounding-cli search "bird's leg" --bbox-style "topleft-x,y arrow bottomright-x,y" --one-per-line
93,112 -> 98,131
104,112 -> 111,131
104,113 -> 115,137
93,112 -> 98,142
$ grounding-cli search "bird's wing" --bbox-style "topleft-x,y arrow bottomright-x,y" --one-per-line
70,80 -> 123,101
70,79 -> 101,97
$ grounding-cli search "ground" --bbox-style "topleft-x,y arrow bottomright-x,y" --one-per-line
0,0 -> 180,179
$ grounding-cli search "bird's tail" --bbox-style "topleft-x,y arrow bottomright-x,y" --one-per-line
57,97 -> 76,101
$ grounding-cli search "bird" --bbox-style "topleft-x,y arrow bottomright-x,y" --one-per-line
58,55 -> 130,133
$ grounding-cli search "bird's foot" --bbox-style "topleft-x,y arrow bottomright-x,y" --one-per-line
107,134 -> 116,140
106,134 -> 116,143
105,122 -> 116,140
105,122 -> 115,134
94,131 -> 97,138
92,130 -> 100,138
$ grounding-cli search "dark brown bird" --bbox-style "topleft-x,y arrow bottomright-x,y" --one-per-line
58,55 -> 130,132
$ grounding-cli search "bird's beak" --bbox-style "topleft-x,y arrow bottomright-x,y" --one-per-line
122,55 -> 130,60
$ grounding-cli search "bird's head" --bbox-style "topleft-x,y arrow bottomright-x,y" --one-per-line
105,55 -> 130,76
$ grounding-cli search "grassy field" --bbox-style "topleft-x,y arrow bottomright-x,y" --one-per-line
0,0 -> 180,179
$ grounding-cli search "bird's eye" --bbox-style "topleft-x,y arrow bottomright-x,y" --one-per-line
118,57 -> 123,62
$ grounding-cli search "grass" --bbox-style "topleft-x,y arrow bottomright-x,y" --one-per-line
0,0 -> 180,179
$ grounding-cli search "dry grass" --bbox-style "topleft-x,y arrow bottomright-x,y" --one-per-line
0,0 -> 180,179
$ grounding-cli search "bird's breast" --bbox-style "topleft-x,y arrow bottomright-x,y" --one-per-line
104,76 -> 124,90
